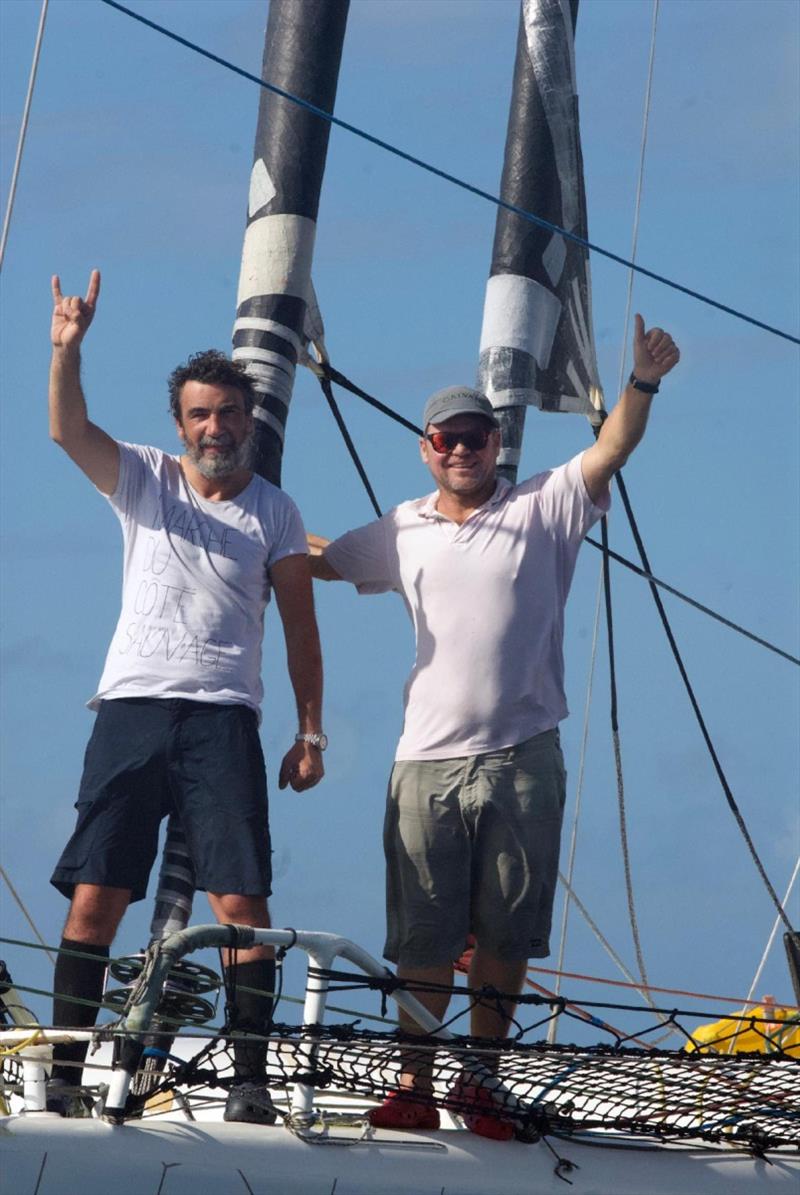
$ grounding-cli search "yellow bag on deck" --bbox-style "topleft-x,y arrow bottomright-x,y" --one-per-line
685,1003 -> 800,1057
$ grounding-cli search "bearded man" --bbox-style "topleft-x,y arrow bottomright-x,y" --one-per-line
46,270 -> 326,1124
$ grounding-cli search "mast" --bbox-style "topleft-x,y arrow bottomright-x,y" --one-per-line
150,0 -> 349,945
234,0 -> 349,486
477,0 -> 602,484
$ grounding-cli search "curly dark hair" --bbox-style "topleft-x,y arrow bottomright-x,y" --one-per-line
168,350 -> 256,421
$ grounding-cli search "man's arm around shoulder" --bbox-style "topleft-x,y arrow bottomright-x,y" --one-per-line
49,270 -> 119,496
307,533 -> 343,581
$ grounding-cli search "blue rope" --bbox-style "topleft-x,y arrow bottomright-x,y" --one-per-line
98,0 -> 799,348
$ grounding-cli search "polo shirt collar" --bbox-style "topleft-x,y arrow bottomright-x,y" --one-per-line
418,476 -> 512,520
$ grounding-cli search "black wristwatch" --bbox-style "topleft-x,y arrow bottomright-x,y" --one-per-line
629,372 -> 659,394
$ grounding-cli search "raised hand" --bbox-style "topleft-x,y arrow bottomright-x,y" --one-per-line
51,269 -> 101,349
633,313 -> 680,384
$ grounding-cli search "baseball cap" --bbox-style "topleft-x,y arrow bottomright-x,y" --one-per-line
422,385 -> 499,430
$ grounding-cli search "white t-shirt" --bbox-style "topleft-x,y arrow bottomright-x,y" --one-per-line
90,443 -> 307,717
325,452 -> 608,760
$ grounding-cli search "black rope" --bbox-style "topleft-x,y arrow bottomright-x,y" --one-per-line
321,363 -> 423,436
319,375 -> 382,518
304,967 -> 800,1032
612,467 -> 795,933
584,537 -> 799,667
97,0 -> 800,346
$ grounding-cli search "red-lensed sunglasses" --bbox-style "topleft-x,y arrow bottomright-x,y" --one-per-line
425,427 -> 493,454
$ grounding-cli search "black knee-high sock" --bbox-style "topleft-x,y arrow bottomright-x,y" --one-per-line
224,958 -> 275,1083
51,938 -> 109,1085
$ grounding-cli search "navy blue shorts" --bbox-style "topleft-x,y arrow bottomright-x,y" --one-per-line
51,698 -> 271,903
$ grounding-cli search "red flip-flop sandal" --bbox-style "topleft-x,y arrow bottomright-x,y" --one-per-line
368,1090 -> 441,1130
447,1079 -> 515,1142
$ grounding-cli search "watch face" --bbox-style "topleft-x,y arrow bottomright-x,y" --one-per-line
318,733 -> 328,751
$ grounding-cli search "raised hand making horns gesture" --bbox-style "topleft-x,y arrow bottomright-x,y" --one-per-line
51,268 -> 101,349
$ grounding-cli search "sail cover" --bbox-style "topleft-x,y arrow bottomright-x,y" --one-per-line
477,0 -> 603,476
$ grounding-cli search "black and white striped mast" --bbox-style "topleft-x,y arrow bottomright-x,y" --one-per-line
151,0 -> 349,945
477,0 -> 603,484
234,0 -> 349,485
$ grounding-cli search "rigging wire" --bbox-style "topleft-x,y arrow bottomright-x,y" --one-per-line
583,538 -> 799,666
96,0 -> 800,347
529,961 -> 799,1011
613,468 -> 795,934
319,375 -> 382,518
0,0 -> 49,273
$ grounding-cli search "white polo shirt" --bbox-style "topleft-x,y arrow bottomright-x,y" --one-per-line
325,452 -> 608,760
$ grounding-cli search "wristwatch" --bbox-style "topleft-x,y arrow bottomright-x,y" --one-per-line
629,372 -> 660,394
296,732 -> 328,751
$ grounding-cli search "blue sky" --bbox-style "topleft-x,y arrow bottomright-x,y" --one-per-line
1,0 -> 798,1042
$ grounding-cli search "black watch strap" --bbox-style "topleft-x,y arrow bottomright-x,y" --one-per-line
629,372 -> 659,394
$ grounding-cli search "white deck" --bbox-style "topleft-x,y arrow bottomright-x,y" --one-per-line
4,1109 -> 800,1195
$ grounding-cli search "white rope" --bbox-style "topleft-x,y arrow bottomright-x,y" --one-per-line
0,865 -> 56,964
745,854 -> 800,1002
605,0 -> 660,997
614,0 -> 660,396
547,568 -> 604,1044
0,0 -> 49,272
555,869 -> 661,1015
724,854 -> 800,1054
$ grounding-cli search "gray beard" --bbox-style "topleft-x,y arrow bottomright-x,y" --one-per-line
187,429 -> 255,479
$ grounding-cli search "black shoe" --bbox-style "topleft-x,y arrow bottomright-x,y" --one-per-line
45,1077 -> 93,1118
224,1081 -> 278,1125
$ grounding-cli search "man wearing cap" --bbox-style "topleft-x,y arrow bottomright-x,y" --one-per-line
309,315 -> 679,1137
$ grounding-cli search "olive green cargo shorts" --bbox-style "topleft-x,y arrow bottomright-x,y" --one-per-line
383,729 -> 566,968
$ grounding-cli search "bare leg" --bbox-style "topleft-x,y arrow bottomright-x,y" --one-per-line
394,962 -> 454,1094
206,892 -> 273,965
467,947 -> 527,1042
445,946 -> 528,1142
63,882 -> 131,945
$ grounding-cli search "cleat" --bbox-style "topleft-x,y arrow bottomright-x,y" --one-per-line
368,1090 -> 440,1131
223,1081 -> 278,1125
